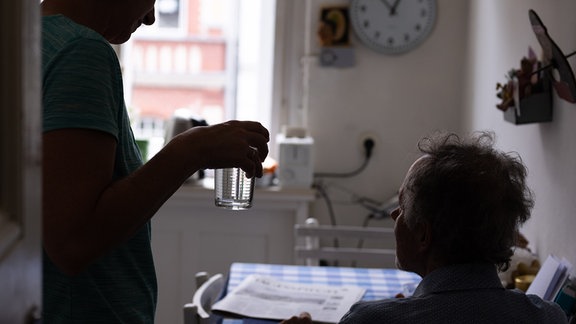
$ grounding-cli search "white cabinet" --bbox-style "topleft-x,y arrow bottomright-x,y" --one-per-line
151,183 -> 315,324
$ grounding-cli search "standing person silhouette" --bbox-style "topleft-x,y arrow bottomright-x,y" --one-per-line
41,0 -> 269,322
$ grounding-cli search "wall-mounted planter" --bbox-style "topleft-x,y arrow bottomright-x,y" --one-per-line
503,89 -> 553,124
504,73 -> 553,125
500,9 -> 576,125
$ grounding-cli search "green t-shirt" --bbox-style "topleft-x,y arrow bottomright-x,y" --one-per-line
42,15 -> 157,323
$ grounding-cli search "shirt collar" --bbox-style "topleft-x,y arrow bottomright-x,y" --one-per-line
413,263 -> 505,297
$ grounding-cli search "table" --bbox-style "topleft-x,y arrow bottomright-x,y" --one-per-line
220,262 -> 422,324
152,185 -> 315,324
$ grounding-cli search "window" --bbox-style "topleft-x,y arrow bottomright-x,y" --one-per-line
156,0 -> 181,28
121,0 -> 276,160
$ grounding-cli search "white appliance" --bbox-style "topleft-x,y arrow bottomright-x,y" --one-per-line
277,134 -> 314,188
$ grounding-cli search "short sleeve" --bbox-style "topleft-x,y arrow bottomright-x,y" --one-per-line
43,38 -> 123,140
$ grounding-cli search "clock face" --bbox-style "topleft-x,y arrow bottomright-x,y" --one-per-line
349,0 -> 437,54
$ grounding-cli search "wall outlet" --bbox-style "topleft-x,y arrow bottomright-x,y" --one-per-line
358,131 -> 379,156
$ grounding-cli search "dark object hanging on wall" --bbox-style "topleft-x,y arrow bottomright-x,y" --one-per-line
500,9 -> 576,125
504,70 -> 553,125
529,9 -> 576,103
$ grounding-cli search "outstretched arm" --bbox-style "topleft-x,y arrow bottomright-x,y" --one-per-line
43,120 -> 269,275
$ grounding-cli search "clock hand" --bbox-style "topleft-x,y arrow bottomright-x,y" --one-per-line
390,0 -> 402,16
379,0 -> 393,10
379,0 -> 397,16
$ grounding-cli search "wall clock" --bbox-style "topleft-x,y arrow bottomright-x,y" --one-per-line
349,0 -> 437,55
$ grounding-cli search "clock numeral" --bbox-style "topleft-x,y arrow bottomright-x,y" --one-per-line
421,9 -> 428,17
387,37 -> 395,45
360,4 -> 367,12
404,34 -> 411,42
363,20 -> 370,28
415,24 -> 422,32
374,31 -> 381,39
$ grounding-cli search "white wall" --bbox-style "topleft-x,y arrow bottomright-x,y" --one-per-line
281,0 -> 470,230
465,0 -> 576,268
282,0 -> 576,269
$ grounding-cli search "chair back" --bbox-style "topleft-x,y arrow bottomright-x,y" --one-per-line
295,217 -> 396,267
183,272 -> 225,324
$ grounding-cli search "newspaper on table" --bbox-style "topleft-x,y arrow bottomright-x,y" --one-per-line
212,274 -> 366,323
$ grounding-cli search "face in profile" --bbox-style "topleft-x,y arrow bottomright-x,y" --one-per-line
391,156 -> 428,275
105,0 -> 156,44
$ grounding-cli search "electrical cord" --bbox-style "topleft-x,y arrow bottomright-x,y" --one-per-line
313,181 -> 339,239
313,138 -> 375,178
312,138 -> 376,227
313,156 -> 370,178
311,138 -> 376,266
350,214 -> 375,268
312,180 -> 341,266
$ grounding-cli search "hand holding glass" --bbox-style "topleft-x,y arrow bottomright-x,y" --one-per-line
214,167 -> 255,210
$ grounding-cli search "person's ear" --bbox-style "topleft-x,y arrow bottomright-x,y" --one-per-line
415,221 -> 432,252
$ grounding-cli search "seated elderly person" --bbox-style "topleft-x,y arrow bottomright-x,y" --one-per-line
282,132 -> 567,324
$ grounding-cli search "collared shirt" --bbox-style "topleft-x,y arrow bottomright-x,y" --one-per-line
339,263 -> 567,324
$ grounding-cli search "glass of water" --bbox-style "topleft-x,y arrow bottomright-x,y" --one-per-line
214,168 -> 254,210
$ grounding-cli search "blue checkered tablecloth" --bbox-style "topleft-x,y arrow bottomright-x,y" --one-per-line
220,262 -> 421,323
226,263 -> 421,301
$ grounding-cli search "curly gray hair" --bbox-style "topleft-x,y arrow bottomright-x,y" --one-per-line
403,132 -> 534,271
